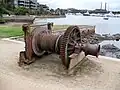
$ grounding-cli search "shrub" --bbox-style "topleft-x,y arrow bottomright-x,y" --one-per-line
14,7 -> 29,15
0,18 -> 6,24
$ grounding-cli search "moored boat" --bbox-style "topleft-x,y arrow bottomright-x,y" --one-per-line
83,11 -> 90,16
103,17 -> 109,20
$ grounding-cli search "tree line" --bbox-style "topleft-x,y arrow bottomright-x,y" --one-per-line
0,0 -> 66,16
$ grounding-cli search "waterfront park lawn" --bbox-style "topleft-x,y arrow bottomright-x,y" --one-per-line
0,24 -> 69,38
0,25 -> 23,38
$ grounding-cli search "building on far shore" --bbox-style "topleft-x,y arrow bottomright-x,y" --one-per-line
14,0 -> 37,9
37,3 -> 49,11
14,0 -> 50,11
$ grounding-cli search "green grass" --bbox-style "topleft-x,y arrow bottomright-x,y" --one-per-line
0,25 -> 69,38
53,25 -> 69,31
0,26 -> 23,38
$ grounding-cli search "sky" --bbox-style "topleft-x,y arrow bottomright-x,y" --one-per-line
38,0 -> 120,10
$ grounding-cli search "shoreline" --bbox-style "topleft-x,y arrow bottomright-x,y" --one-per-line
3,15 -> 66,23
35,15 -> 66,18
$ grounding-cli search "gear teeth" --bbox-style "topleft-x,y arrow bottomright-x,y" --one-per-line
60,26 -> 81,69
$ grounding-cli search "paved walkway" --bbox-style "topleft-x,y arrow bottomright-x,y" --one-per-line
0,39 -> 120,90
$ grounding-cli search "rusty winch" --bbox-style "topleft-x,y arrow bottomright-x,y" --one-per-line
19,23 -> 100,70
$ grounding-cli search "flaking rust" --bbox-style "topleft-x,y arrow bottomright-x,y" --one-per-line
19,23 -> 100,70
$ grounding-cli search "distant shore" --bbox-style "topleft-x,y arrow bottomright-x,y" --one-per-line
2,15 -> 66,23
35,15 -> 66,18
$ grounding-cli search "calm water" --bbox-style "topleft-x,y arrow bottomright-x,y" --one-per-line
35,15 -> 120,34
35,15 -> 120,49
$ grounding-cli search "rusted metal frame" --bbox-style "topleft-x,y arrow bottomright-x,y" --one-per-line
21,24 -> 35,65
30,22 -> 53,33
30,22 -> 53,27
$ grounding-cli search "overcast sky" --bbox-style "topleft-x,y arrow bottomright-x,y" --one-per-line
38,0 -> 120,10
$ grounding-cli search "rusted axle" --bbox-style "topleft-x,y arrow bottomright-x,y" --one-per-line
19,24 -> 100,69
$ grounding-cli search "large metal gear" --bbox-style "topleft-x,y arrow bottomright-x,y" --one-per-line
60,26 -> 81,69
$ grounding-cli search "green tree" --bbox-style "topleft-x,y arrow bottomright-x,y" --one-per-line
0,0 -> 14,16
39,7 -> 44,15
0,6 -> 3,17
50,9 -> 54,14
14,7 -> 29,15
0,0 -> 14,11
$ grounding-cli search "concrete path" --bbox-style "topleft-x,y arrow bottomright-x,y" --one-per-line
0,39 -> 120,90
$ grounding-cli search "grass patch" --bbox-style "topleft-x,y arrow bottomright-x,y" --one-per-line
0,25 -> 69,38
53,25 -> 69,31
0,26 -> 23,38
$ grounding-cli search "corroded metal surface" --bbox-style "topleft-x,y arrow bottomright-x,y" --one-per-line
81,44 -> 100,57
19,23 -> 100,69
60,26 -> 81,68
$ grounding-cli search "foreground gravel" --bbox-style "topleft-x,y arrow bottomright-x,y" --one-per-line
0,39 -> 120,90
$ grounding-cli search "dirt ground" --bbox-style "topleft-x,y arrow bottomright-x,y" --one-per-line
0,39 -> 120,90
